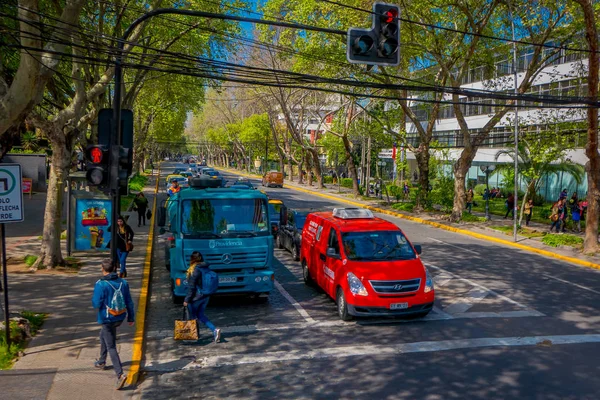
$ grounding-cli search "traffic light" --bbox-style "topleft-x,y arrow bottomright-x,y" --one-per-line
119,146 -> 133,189
347,2 -> 400,66
85,145 -> 109,186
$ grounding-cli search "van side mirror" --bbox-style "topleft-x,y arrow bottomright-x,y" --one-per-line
326,247 -> 340,259
413,244 -> 422,255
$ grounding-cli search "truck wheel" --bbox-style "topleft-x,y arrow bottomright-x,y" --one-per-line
302,261 -> 314,286
165,258 -> 171,271
292,245 -> 299,261
337,288 -> 352,321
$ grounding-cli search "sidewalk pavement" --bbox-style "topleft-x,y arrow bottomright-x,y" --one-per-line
222,168 -> 600,268
0,173 -> 158,400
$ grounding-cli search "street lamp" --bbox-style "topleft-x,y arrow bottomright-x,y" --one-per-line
480,164 -> 496,220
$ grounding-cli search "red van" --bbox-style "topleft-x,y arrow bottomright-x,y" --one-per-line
300,208 -> 434,321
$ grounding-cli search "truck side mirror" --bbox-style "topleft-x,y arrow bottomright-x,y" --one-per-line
413,244 -> 422,255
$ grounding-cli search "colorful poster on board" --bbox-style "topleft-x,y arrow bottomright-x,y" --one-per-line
74,198 -> 112,250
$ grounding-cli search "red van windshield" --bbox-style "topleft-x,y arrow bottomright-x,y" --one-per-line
341,231 -> 416,261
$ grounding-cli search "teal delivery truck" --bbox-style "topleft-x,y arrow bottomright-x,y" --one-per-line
158,176 -> 274,302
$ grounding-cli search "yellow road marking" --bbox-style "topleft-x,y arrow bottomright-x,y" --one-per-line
218,167 -> 600,271
127,166 -> 160,386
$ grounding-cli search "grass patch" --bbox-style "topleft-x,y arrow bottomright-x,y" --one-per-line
490,225 -> 546,239
128,174 -> 149,192
392,202 -> 415,212
542,234 -> 584,248
461,212 -> 487,222
120,194 -> 135,211
24,255 -> 37,267
0,311 -> 47,369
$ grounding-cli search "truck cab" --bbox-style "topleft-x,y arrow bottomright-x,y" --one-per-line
300,208 -> 434,321
158,176 -> 275,302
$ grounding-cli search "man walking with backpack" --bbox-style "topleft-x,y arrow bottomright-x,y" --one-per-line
183,251 -> 221,343
92,259 -> 135,390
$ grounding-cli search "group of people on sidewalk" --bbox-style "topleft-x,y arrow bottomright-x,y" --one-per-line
549,190 -> 587,233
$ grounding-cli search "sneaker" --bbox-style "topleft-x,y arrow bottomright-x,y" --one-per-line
214,328 -> 221,343
94,360 -> 106,370
116,374 -> 127,390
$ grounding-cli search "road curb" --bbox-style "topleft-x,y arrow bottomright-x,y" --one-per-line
127,167 -> 160,387
218,167 -> 600,271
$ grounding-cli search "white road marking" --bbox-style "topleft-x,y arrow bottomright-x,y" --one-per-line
432,272 -> 453,287
428,237 -> 480,255
426,263 -> 538,312
144,334 -> 600,369
542,274 -> 600,295
443,287 -> 489,314
274,280 -> 316,323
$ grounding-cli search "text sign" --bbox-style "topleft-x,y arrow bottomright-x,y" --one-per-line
0,164 -> 24,223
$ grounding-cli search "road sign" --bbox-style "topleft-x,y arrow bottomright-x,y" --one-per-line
0,164 -> 24,223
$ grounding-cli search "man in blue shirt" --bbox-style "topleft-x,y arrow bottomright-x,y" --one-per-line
92,259 -> 135,390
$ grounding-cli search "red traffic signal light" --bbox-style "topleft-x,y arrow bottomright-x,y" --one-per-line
89,147 -> 103,163
382,8 -> 398,24
85,145 -> 109,187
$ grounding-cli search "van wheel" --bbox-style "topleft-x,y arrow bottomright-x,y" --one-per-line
276,235 -> 283,249
302,261 -> 314,286
291,245 -> 299,261
337,288 -> 352,321
165,258 -> 171,271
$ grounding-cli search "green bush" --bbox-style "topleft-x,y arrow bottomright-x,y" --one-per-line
461,212 -> 487,222
474,184 -> 487,196
387,185 -> 402,201
542,234 -> 583,248
128,174 -> 149,192
24,255 -> 37,267
428,176 -> 455,212
340,178 -> 353,188
323,176 -> 333,184
392,202 -> 415,212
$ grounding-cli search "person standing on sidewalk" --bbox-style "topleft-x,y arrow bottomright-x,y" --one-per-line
504,193 -> 515,219
115,216 -> 134,278
572,200 -> 582,233
524,199 -> 534,226
183,252 -> 221,344
133,192 -> 149,227
465,188 -> 474,213
92,260 -> 135,390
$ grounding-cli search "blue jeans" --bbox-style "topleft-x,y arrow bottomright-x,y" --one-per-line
98,321 -> 123,377
188,297 -> 216,334
117,249 -> 128,274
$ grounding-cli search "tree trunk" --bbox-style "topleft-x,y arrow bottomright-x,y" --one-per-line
305,152 -> 313,186
414,150 -> 430,211
286,160 -> 293,183
34,139 -> 70,269
450,149 -> 476,221
298,155 -> 304,184
310,148 -> 324,188
342,135 -> 360,196
577,0 -> 600,254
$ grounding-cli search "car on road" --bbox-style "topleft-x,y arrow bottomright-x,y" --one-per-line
166,176 -> 189,191
276,209 -> 309,261
165,174 -> 186,186
262,171 -> 284,188
300,207 -> 434,321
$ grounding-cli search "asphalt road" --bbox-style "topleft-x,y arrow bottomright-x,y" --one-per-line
136,163 -> 600,399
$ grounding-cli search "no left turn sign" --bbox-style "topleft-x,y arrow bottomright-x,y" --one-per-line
0,164 -> 24,223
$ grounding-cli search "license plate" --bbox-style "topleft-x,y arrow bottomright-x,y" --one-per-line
390,302 -> 409,310
219,277 -> 237,283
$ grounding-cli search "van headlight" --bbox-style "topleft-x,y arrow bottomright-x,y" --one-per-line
347,272 -> 368,296
424,267 -> 434,293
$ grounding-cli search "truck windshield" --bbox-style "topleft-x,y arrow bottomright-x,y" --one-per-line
342,231 -> 416,261
181,198 -> 269,237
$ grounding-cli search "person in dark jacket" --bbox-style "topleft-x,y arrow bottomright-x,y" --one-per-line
183,251 -> 221,343
504,194 -> 515,219
133,192 -> 149,227
92,259 -> 135,390
115,215 -> 134,278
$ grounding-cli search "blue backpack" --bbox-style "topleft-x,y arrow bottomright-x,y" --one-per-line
197,268 -> 219,296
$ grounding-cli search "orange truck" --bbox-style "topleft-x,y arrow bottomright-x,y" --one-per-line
262,171 -> 284,188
